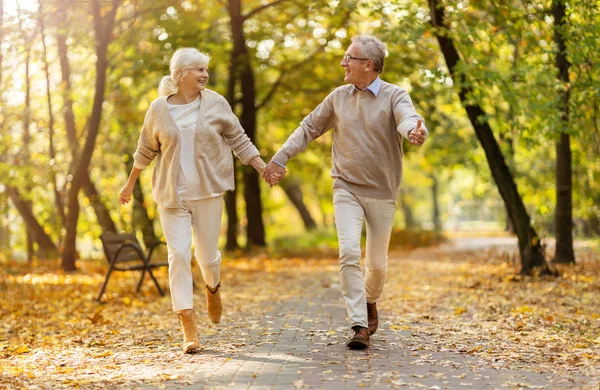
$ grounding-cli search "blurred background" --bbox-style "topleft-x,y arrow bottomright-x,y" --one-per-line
0,0 -> 597,271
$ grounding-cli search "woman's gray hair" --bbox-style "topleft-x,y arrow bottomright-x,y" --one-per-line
351,36 -> 386,73
158,48 -> 210,96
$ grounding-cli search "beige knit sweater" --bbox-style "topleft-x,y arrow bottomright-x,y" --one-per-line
272,80 -> 427,200
133,89 -> 260,209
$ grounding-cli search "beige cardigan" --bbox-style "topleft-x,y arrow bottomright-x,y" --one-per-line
133,89 -> 260,209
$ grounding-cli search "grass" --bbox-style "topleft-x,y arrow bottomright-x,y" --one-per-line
267,227 -> 447,259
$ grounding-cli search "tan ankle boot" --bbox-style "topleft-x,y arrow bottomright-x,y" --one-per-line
206,283 -> 222,324
177,309 -> 200,353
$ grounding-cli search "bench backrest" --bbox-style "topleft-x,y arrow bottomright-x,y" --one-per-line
100,233 -> 143,263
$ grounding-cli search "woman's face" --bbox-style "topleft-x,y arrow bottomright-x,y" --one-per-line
179,66 -> 209,93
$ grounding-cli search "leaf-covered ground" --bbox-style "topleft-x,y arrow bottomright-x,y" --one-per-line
0,236 -> 598,389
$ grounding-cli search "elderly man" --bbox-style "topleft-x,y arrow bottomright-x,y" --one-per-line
263,35 -> 428,349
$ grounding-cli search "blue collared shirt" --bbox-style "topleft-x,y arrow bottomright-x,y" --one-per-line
349,76 -> 382,97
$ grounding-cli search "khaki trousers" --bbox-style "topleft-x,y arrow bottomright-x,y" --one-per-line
333,188 -> 396,328
158,196 -> 223,312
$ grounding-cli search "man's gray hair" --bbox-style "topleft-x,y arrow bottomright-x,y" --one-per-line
351,36 -> 386,73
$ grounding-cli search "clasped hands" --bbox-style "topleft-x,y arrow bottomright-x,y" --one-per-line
261,161 -> 287,187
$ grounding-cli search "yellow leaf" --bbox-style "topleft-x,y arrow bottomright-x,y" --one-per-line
389,325 -> 411,330
122,297 -> 132,305
14,345 -> 30,354
469,345 -> 483,353
90,312 -> 103,324
454,307 -> 467,315
513,306 -> 533,314
93,350 -> 114,358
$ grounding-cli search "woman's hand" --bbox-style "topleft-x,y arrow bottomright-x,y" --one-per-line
119,184 -> 134,205
262,161 -> 287,187
120,166 -> 143,205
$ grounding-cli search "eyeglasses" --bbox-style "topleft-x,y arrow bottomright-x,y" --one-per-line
343,54 -> 371,62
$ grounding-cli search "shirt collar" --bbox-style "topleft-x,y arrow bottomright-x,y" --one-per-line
349,76 -> 382,97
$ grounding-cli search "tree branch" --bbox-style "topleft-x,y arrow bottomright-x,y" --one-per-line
255,5 -> 353,110
255,46 -> 325,110
243,0 -> 290,21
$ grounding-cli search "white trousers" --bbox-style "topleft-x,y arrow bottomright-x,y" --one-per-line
158,196 -> 223,312
333,188 -> 396,328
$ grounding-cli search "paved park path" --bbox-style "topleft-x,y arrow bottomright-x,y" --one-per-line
126,237 -> 597,390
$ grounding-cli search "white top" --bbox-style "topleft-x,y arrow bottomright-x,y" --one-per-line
132,90 -> 260,209
168,95 -> 223,201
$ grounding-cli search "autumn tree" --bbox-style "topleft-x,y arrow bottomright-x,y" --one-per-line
62,0 -> 121,271
428,0 -> 553,275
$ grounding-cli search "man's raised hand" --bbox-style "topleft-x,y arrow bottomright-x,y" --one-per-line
408,119 -> 426,146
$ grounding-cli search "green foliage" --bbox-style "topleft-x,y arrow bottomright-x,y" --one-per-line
0,0 -> 599,258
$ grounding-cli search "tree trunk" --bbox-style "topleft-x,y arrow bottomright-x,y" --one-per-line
56,0 -> 77,157
224,189 -> 239,251
582,215 -> 600,236
224,44 -> 240,251
428,0 -> 552,275
83,180 -> 117,233
499,130 -> 516,234
0,1 -> 8,257
39,5 -> 66,233
552,0 -> 575,264
229,0 -> 266,248
0,0 -> 3,88
62,0 -> 119,271
0,195 -> 11,257
399,189 -> 416,229
56,2 -> 116,235
280,179 -> 317,231
504,205 -> 515,233
430,174 -> 442,232
6,186 -> 59,256
125,157 -> 157,248
17,4 -> 34,260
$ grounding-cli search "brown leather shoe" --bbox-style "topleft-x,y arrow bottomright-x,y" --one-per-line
367,302 -> 378,335
177,309 -> 200,353
346,326 -> 370,349
206,283 -> 222,324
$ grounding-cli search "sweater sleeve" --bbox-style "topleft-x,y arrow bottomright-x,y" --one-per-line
393,89 -> 428,139
272,92 -> 336,165
217,99 -> 260,165
133,107 -> 160,168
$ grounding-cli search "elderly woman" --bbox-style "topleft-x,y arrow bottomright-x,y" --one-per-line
120,48 -> 278,353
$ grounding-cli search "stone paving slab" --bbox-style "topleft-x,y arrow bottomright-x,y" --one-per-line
155,284 -> 598,390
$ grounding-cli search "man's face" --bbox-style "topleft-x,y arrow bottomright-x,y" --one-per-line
340,43 -> 370,86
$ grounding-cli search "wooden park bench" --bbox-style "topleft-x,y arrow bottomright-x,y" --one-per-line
97,232 -> 168,301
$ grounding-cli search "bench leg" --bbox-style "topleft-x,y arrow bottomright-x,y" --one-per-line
146,267 -> 165,296
97,263 -> 116,301
139,257 -> 165,297
136,268 -> 146,292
